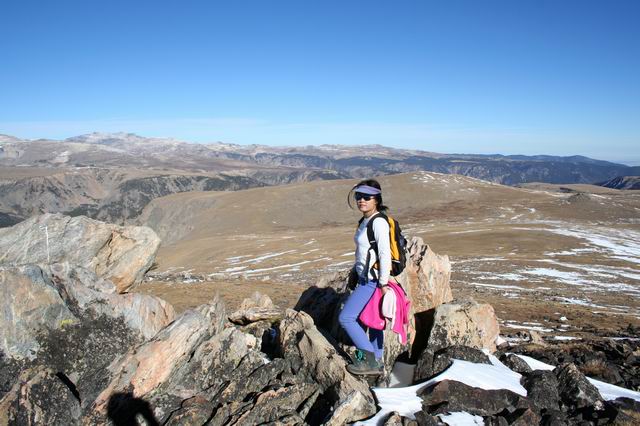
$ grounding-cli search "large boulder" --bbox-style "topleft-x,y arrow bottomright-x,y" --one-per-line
394,237 -> 452,360
414,345 -> 491,382
46,262 -> 175,340
0,213 -> 160,292
498,353 -> 533,374
425,297 -> 500,352
0,263 -> 174,361
555,362 -> 605,412
521,370 -> 560,411
418,379 -> 532,417
398,236 -> 452,315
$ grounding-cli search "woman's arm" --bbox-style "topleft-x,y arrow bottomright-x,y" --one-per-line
372,217 -> 391,285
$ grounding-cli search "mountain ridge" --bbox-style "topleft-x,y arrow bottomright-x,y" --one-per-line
1,131 -> 636,226
0,131 -> 627,168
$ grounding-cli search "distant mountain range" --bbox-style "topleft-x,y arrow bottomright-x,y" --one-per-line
1,132 -> 637,185
0,132 -> 638,226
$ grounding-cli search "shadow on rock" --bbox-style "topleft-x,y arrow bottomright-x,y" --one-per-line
107,392 -> 159,426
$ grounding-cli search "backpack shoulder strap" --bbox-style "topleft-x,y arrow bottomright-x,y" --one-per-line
366,213 -> 388,248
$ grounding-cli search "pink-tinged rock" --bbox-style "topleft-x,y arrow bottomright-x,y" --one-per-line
400,236 -> 453,314
47,262 -> 175,340
0,263 -> 174,360
0,264 -> 77,360
89,299 -> 226,417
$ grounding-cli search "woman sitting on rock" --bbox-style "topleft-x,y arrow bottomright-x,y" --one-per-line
339,179 -> 392,376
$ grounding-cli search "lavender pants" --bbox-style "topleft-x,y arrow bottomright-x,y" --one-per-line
338,279 -> 384,359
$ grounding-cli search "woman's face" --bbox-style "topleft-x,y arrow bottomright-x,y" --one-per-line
355,192 -> 378,215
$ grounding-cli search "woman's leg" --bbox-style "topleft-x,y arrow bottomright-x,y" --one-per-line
338,280 -> 377,356
369,328 -> 384,360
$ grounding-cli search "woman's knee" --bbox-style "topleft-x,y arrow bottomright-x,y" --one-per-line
338,309 -> 355,327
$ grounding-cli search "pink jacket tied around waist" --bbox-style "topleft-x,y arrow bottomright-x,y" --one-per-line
359,280 -> 411,344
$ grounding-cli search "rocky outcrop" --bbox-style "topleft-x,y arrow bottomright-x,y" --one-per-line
88,298 -> 228,422
402,357 -> 634,425
277,309 -> 377,424
0,264 -> 175,420
507,338 -> 640,392
398,237 -> 452,315
0,263 -> 173,361
555,362 -> 605,411
82,299 -> 377,425
1,263 -> 380,426
228,292 -> 282,325
0,213 -> 160,292
425,297 -> 500,352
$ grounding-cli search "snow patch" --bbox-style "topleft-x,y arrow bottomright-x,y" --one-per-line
357,355 -> 525,425
471,283 -> 530,291
438,412 -> 484,425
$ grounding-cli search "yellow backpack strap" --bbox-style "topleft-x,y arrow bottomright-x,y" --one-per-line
389,216 -> 401,261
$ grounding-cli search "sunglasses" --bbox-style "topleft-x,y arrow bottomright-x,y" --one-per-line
354,192 -> 375,201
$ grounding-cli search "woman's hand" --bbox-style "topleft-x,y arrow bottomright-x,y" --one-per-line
381,285 -> 391,295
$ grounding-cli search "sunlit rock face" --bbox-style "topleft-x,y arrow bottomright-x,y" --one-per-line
0,213 -> 160,292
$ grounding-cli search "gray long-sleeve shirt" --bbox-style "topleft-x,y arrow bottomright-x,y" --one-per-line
354,213 -> 391,285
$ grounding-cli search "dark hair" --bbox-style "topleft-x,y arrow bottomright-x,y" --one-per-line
347,179 -> 389,212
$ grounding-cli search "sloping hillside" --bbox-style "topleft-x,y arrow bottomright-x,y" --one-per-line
598,176 -> 640,190
136,171 -> 640,338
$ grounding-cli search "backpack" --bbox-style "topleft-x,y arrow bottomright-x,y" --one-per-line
359,213 -> 408,280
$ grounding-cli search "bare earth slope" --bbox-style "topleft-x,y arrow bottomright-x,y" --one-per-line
136,172 -> 640,340
0,166 -> 265,224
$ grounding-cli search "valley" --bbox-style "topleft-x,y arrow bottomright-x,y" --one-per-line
133,172 -> 640,340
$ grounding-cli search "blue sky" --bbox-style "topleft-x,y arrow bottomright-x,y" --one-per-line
1,1 -> 639,164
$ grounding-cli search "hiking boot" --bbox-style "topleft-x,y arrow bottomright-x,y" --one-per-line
346,350 -> 383,376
